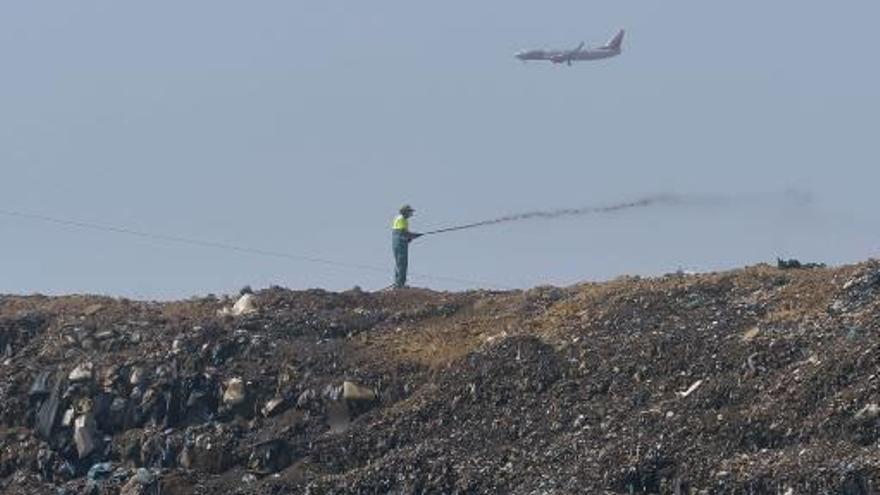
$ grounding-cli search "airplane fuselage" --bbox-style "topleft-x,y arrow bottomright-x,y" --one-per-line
515,47 -> 620,63
554,48 -> 620,62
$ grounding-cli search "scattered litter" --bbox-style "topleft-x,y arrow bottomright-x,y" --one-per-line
86,462 -> 113,481
223,377 -> 246,406
741,327 -> 760,342
220,293 -> 259,316
69,362 -> 94,382
677,379 -> 704,398
262,397 -> 286,417
777,258 -> 825,270
342,381 -> 376,402
74,414 -> 98,458
855,404 -> 880,420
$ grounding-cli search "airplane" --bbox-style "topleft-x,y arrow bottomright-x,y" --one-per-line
515,29 -> 625,65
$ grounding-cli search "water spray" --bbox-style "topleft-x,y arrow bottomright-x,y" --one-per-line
420,194 -> 684,236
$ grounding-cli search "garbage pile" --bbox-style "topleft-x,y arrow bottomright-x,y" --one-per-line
2,261 -> 880,494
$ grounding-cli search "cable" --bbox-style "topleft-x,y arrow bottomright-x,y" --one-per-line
0,208 -> 510,289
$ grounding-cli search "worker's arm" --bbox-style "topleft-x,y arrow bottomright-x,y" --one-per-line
406,232 -> 423,242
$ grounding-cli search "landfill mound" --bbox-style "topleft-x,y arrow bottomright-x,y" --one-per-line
2,262 -> 880,494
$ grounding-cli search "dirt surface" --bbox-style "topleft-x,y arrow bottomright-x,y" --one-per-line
2,262 -> 880,494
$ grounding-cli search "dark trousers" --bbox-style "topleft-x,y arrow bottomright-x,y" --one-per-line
392,232 -> 409,288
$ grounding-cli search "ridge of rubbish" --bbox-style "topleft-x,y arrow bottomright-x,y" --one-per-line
1,260 -> 880,493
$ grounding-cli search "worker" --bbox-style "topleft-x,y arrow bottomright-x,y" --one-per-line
392,204 -> 422,288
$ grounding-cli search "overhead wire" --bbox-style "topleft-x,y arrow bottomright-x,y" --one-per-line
0,208 -> 510,290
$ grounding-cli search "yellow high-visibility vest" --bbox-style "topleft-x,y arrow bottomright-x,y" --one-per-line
392,215 -> 408,231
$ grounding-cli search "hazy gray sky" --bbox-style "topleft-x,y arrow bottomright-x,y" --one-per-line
2,1 -> 878,298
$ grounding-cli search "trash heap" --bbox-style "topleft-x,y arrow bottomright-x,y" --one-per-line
2,262 -> 880,494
